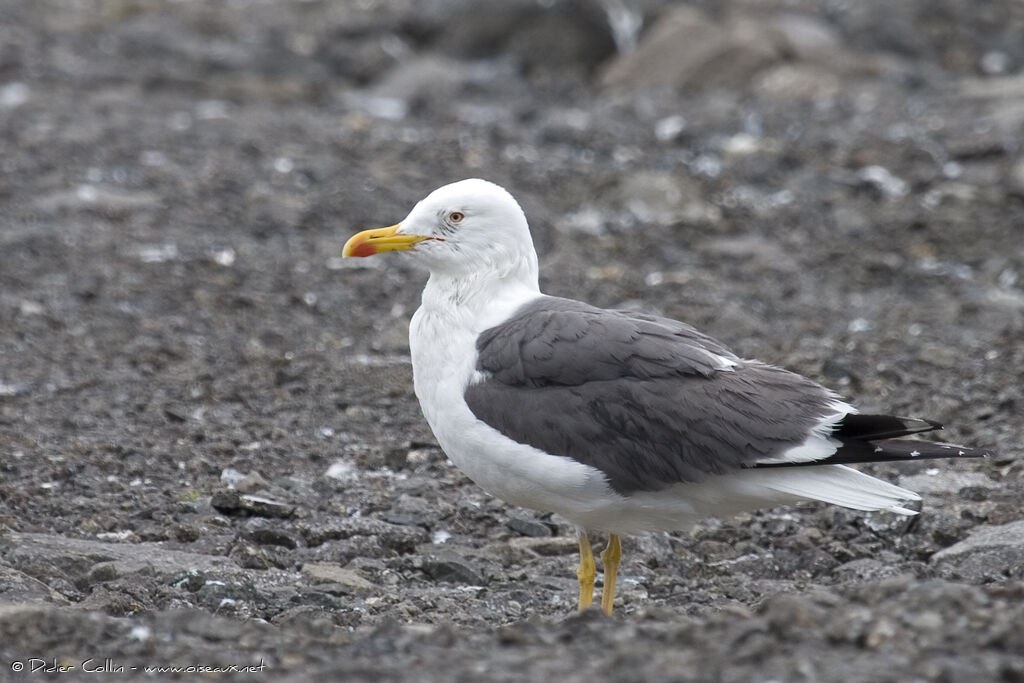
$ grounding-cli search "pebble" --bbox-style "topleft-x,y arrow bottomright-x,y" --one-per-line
506,536 -> 579,557
505,516 -> 554,538
419,553 -> 485,586
932,520 -> 1024,581
210,490 -> 296,519
301,563 -> 379,593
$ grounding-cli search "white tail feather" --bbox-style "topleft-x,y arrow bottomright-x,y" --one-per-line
759,464 -> 920,515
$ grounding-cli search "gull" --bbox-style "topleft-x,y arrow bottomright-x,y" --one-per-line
342,178 -> 989,615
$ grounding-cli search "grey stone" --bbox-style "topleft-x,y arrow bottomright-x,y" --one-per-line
614,170 -> 713,227
235,472 -> 271,494
832,558 -> 906,584
505,517 -> 554,538
0,566 -> 71,605
903,473 -> 995,501
931,520 -> 1024,582
1008,157 -> 1024,198
768,13 -> 843,64
243,525 -> 301,549
506,536 -> 580,557
301,563 -> 380,593
407,0 -> 615,74
419,550 -> 485,586
752,63 -> 843,102
600,6 -> 781,90
366,55 -> 476,107
1,532 -> 300,592
210,490 -> 296,519
32,185 -> 162,215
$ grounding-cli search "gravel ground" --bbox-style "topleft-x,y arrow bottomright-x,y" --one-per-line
1,1 -> 1022,681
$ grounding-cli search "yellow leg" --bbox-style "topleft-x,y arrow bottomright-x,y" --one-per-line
577,532 -> 596,611
600,534 -> 622,616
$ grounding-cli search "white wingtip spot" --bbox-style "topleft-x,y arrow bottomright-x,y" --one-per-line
910,450 -> 921,457
710,353 -> 739,371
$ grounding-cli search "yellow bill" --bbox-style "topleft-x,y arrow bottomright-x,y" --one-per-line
342,224 -> 431,258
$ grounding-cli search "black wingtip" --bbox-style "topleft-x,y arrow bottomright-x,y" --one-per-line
833,416 -> 997,462
923,441 -> 995,459
832,414 -> 944,441
754,412 -> 994,469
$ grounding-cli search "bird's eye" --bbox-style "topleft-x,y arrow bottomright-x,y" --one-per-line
448,211 -> 465,223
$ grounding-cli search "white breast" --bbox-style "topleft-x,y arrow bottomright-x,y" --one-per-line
408,292 -> 615,519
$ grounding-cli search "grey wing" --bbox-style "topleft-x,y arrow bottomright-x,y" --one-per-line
464,297 -> 840,494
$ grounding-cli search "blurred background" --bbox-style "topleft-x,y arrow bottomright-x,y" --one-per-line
1,1 -> 1023,678
2,0 -> 1021,436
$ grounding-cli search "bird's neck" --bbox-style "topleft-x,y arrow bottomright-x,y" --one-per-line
420,267 -> 541,332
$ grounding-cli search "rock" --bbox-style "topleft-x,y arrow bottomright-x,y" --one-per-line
324,459 -> 359,481
899,470 -> 996,496
271,604 -> 343,632
832,558 -> 906,584
506,536 -> 579,557
752,63 -> 842,102
210,489 -> 245,513
5,532 -> 232,575
384,446 -> 413,470
195,579 -> 259,614
77,586 -> 147,616
0,566 -> 72,605
301,563 -> 380,593
600,6 -> 781,91
1,532 -> 300,596
700,236 -> 798,272
364,55 -> 476,111
244,525 -> 301,549
313,29 -> 401,85
85,561 -> 119,585
614,171 -> 713,227
931,520 -> 1024,582
768,13 -> 843,64
760,593 -> 827,638
32,184 -> 162,216
0,82 -> 30,108
407,0 -> 616,75
505,516 -> 554,538
957,73 -> 1024,100
863,615 -> 899,649
0,380 -> 30,397
418,549 -> 485,586
379,494 -> 437,528
296,517 -> 429,553
220,468 -> 246,486
229,541 -> 290,570
210,490 -> 296,519
955,74 -> 1024,136
856,165 -> 909,199
162,402 -> 189,423
1008,157 -> 1024,198
379,511 -> 429,527
235,472 -> 271,494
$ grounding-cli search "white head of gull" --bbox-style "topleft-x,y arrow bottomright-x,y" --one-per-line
343,178 -> 990,615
